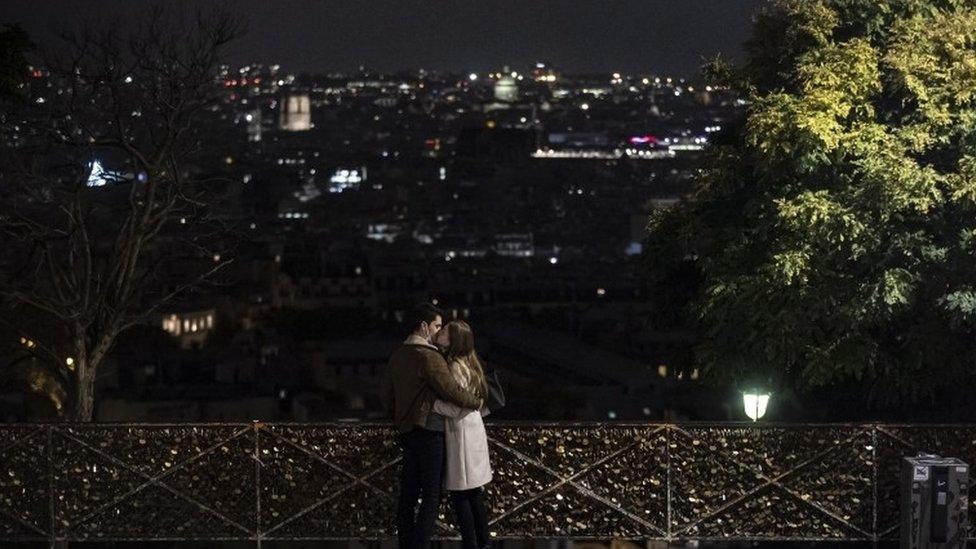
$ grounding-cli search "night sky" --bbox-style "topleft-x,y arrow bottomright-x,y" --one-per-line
0,0 -> 765,77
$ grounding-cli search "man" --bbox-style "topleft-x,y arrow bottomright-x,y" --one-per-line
383,303 -> 482,549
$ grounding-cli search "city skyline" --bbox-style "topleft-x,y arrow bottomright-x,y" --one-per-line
0,0 -> 764,78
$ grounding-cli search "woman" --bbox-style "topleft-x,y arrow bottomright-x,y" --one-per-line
432,320 -> 492,549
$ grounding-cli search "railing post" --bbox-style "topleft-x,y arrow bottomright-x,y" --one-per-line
871,424 -> 878,547
254,420 -> 263,549
47,424 -> 55,549
665,424 -> 672,543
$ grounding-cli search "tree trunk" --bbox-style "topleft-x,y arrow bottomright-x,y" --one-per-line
69,332 -> 113,422
70,358 -> 96,422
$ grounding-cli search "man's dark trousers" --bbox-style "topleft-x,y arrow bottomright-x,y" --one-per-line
397,428 -> 445,549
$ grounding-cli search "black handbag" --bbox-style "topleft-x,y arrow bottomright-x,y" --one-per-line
484,367 -> 505,414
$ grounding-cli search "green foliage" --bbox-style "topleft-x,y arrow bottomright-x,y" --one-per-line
648,0 -> 976,404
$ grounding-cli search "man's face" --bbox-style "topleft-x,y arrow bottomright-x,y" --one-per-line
433,324 -> 450,348
422,315 -> 443,343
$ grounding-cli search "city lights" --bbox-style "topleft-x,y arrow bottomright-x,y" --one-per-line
2,2 -> 968,544
329,167 -> 365,192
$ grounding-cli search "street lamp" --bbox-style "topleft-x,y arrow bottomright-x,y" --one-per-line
742,391 -> 770,421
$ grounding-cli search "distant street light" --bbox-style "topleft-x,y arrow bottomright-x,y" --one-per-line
742,391 -> 771,421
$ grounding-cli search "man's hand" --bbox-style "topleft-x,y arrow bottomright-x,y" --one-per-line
423,353 -> 481,409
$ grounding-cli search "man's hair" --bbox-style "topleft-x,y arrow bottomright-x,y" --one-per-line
407,302 -> 444,332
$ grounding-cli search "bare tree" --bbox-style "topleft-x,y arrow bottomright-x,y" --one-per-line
0,6 -> 245,421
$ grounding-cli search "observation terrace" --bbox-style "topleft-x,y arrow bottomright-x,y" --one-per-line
0,422 -> 973,545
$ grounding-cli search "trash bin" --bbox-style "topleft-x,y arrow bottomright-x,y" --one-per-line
901,454 -> 969,548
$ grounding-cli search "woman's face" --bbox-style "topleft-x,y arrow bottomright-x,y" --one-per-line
433,326 -> 451,348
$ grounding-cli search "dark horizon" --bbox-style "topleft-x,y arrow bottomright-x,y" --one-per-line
0,0 -> 765,79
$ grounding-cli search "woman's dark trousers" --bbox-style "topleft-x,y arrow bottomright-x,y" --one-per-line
449,487 -> 490,549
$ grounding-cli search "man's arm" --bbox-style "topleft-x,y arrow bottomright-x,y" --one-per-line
422,353 -> 481,409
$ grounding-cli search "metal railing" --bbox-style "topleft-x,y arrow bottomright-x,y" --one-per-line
0,422 -> 971,544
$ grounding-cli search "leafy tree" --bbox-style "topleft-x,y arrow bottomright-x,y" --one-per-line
647,0 -> 976,406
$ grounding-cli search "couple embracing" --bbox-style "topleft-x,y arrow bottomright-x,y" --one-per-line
383,303 -> 501,549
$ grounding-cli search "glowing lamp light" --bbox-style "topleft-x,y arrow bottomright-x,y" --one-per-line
742,391 -> 771,421
468,73 -> 478,81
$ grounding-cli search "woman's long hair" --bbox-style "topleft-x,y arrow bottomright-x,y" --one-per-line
444,320 -> 488,400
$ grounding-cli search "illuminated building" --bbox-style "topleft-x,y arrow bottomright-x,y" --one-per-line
494,75 -> 519,103
366,223 -> 403,243
160,308 -> 216,350
328,167 -> 366,193
494,233 -> 535,257
532,61 -> 558,83
278,94 -> 311,131
85,160 -> 132,187
245,109 -> 262,142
